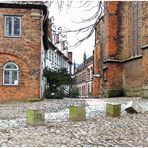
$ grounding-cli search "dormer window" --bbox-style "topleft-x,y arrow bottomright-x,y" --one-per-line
4,16 -> 21,37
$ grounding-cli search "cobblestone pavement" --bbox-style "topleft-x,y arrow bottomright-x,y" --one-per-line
0,97 -> 148,147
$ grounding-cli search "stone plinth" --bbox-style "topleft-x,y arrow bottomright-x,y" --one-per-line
106,103 -> 121,117
26,109 -> 45,126
69,106 -> 86,121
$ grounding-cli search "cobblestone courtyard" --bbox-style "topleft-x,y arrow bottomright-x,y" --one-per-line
0,97 -> 148,147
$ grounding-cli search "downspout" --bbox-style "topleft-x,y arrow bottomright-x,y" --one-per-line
100,33 -> 106,97
40,14 -> 44,98
40,6 -> 49,98
40,5 -> 48,98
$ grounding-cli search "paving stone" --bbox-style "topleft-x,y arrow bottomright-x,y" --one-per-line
0,98 -> 147,147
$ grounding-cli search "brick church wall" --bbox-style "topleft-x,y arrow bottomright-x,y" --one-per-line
93,1 -> 148,98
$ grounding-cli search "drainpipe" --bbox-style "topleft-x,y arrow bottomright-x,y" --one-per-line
40,15 -> 44,98
100,33 -> 106,97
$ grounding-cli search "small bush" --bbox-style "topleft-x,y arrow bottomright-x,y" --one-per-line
70,86 -> 79,98
44,88 -> 64,99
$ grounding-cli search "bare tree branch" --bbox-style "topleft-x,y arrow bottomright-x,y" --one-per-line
44,0 -> 105,48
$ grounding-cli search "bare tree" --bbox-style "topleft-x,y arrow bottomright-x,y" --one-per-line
12,0 -> 104,47
44,0 -> 105,47
68,1 -> 105,47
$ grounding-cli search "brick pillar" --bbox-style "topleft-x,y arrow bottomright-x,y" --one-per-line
92,46 -> 100,97
105,2 -> 123,97
105,2 -> 119,58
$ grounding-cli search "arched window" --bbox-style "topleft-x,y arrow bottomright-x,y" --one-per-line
3,62 -> 19,85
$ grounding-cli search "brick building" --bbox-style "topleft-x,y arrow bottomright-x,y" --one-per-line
93,1 -> 148,98
0,2 -> 72,102
75,55 -> 93,98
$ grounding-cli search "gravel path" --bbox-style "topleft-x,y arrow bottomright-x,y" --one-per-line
0,97 -> 148,147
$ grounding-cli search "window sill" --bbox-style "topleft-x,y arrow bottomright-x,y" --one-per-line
4,35 -> 21,38
3,84 -> 19,87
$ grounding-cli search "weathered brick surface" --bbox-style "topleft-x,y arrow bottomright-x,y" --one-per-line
0,8 -> 42,102
119,2 -> 147,97
123,59 -> 143,96
141,2 -> 148,46
117,2 -> 133,60
93,1 -> 148,98
107,63 -> 123,97
92,42 -> 100,97
92,78 -> 100,97
106,2 -> 118,58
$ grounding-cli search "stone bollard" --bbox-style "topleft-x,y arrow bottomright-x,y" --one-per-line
69,106 -> 86,121
106,103 -> 121,117
26,109 -> 45,126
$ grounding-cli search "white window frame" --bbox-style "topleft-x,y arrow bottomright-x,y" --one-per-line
3,62 -> 19,86
4,15 -> 21,37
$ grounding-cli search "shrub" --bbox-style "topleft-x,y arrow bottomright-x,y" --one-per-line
70,86 -> 79,98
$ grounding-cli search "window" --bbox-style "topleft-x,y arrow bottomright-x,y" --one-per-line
4,16 -> 21,37
130,2 -> 141,55
46,50 -> 49,59
49,50 -> 51,61
3,62 -> 19,85
51,52 -> 53,63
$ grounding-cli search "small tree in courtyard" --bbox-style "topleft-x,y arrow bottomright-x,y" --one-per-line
43,67 -> 73,99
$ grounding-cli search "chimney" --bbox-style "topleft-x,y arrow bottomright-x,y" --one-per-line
62,40 -> 66,50
68,52 -> 72,62
48,18 -> 52,41
56,33 -> 60,44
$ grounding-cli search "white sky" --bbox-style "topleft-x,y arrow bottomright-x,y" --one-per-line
48,0 -> 98,64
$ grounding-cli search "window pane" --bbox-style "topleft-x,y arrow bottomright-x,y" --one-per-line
5,63 -> 17,69
4,70 -> 10,84
12,71 -> 18,85
49,50 -> 51,60
14,17 -> 20,36
5,16 -> 12,36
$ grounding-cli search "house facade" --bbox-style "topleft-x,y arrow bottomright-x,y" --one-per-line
0,2 -> 72,102
46,17 -> 72,73
93,1 -> 148,98
75,55 -> 93,98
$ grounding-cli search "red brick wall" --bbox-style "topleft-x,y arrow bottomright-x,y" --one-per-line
119,2 -> 147,97
117,2 -> 133,60
93,1 -> 148,98
123,58 -> 143,96
92,44 -> 100,97
106,2 -> 118,58
143,50 -> 148,86
141,2 -> 148,46
0,8 -> 42,102
107,63 -> 123,95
